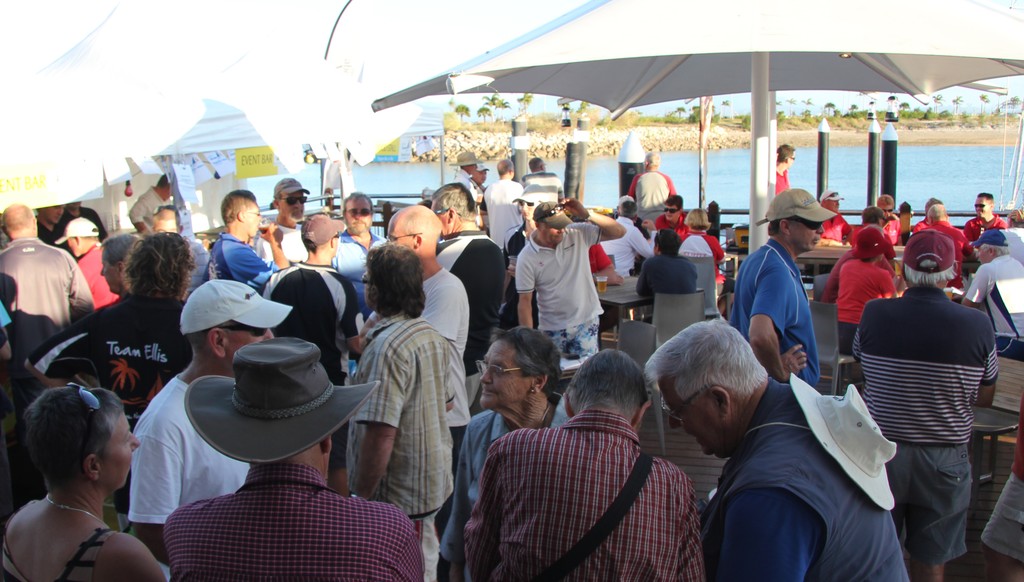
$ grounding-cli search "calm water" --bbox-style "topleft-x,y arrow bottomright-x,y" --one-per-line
252,145 -> 1021,225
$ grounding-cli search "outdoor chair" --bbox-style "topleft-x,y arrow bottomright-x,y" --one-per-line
809,301 -> 856,395
812,273 -> 829,302
688,256 -> 720,319
617,319 -> 664,455
653,292 -> 704,347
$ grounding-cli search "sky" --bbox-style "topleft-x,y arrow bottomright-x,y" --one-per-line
330,0 -> 1024,119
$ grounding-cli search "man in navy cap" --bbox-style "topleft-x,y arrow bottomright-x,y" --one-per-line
963,228 -> 1024,361
855,229 -> 998,580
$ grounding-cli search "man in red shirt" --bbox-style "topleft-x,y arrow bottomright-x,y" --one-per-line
56,218 -> 119,309
911,197 -> 943,234
922,203 -> 975,290
627,151 -> 677,223
836,228 -> 899,353
818,191 -> 852,246
876,195 -> 901,245
643,194 -> 688,239
963,192 -> 1009,242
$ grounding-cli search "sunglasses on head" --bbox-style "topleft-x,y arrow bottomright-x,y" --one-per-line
281,195 -> 307,205
346,207 -> 372,217
216,323 -> 268,336
786,216 -> 824,231
535,205 -> 565,220
71,384 -> 100,472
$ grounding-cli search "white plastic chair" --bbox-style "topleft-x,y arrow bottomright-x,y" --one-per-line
688,256 -> 720,319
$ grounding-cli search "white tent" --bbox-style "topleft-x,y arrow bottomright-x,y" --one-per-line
373,0 -> 1024,248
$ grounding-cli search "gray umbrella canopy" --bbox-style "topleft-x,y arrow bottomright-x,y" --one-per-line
372,0 -> 1024,249
375,0 -> 1024,116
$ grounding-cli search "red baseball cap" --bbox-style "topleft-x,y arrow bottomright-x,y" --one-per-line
852,227 -> 895,260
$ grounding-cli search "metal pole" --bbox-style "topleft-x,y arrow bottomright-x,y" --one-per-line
511,118 -> 529,182
749,52 -> 771,251
867,120 -> 881,205
816,118 -> 830,197
564,142 -> 581,200
575,117 -> 590,202
881,123 -> 899,203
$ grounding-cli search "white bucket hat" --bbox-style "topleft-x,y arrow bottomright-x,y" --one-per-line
790,376 -> 898,510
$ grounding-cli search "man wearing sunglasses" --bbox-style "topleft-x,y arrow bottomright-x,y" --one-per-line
730,189 -> 835,386
516,199 -> 625,358
256,177 -> 310,264
963,192 -> 1009,243
129,279 -> 291,566
335,193 -> 385,320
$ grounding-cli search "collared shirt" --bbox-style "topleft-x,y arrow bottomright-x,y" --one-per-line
963,214 -> 1009,242
600,217 -> 655,277
854,286 -> 998,444
922,220 -> 974,289
964,254 -> 1024,338
516,223 -> 602,330
465,409 -> 704,581
440,400 -> 569,570
348,314 -> 453,516
334,230 -> 385,319
206,232 -> 277,291
164,463 -> 423,581
821,214 -> 852,243
77,245 -> 119,309
483,179 -> 525,248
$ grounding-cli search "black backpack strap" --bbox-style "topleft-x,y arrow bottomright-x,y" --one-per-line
531,452 -> 654,582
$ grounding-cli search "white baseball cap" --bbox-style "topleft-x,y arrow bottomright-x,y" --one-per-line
180,280 -> 292,334
55,218 -> 100,244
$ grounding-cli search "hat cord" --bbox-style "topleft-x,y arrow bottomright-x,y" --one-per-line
232,384 -> 335,419
745,421 -> 808,438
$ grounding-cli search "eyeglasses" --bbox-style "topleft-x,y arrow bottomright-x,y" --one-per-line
785,216 -> 824,231
387,232 -> 421,243
245,210 -> 262,218
282,196 -> 307,205
346,207 -> 372,217
72,384 -> 100,472
660,384 -> 711,422
475,360 -> 523,377
216,323 -> 268,336
433,207 -> 450,216
663,207 -> 681,214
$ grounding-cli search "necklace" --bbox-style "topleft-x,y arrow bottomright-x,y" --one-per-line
45,495 -> 105,526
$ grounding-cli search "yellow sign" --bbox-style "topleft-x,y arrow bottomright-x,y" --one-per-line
0,163 -> 53,197
235,147 -> 278,178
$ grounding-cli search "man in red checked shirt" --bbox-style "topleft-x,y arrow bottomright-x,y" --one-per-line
465,350 -> 704,581
963,192 -> 1009,242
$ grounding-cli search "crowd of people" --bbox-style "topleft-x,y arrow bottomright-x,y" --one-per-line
0,156 -> 1021,582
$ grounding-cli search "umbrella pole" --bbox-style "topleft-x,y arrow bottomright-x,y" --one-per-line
749,53 -> 771,252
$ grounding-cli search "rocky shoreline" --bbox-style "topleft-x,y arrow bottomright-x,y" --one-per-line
415,124 -> 1017,163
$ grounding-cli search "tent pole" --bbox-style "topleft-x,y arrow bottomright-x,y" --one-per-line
749,52 -> 771,252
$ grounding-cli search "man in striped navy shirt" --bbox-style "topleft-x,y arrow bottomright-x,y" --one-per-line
854,229 -> 998,581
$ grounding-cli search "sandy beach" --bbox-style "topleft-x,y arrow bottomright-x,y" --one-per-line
777,125 -> 1018,148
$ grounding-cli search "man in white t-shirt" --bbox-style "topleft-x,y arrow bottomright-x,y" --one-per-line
129,280 -> 292,565
483,159 -> 525,248
256,178 -> 309,263
963,229 -> 1024,361
600,196 -> 654,277
516,199 -> 625,357
129,174 -> 172,233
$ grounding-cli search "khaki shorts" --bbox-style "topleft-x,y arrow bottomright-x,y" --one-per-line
887,442 -> 971,565
982,472 -> 1024,564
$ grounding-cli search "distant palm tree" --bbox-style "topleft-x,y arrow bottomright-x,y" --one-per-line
849,104 -> 859,115
933,94 -> 944,110
577,101 -> 590,113
455,104 -> 470,121
786,98 -> 797,116
824,102 -> 836,117
980,94 -> 990,115
803,98 -> 814,112
672,106 -> 688,118
952,96 -> 964,115
721,99 -> 732,117
448,98 -> 456,111
899,102 -> 911,112
477,106 -> 492,122
517,93 -> 534,116
1010,96 -> 1022,113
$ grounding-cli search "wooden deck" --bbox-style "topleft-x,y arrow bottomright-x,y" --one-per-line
636,404 -> 1018,581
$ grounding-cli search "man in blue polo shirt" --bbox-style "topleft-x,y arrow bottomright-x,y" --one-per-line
334,193 -> 384,320
730,188 -> 835,386
206,190 -> 288,292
